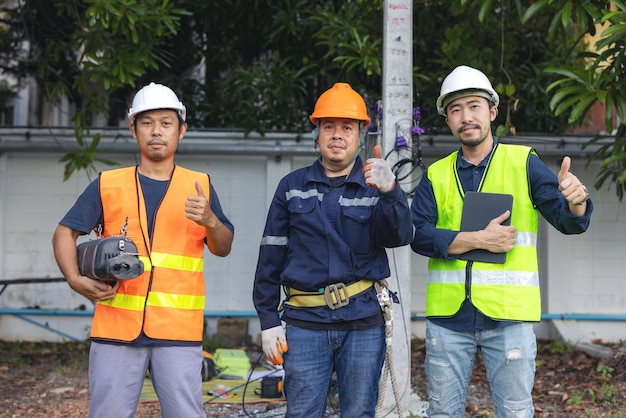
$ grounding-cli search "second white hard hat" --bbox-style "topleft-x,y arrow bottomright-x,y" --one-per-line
436,65 -> 499,116
128,82 -> 186,122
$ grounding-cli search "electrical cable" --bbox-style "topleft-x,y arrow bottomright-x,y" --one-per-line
364,102 -> 427,416
240,351 -> 266,417
202,351 -> 286,418
385,121 -> 428,197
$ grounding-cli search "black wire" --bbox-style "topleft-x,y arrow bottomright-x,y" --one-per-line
214,353 -> 344,417
240,351 -> 266,417
232,352 -> 286,418
387,133 -> 428,197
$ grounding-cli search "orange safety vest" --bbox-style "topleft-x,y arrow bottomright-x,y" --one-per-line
91,166 -> 209,343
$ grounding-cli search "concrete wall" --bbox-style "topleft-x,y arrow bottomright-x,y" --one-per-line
1,140 -> 624,343
0,145 -> 311,342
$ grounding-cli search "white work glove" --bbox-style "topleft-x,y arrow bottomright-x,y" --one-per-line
363,145 -> 396,193
261,325 -> 288,366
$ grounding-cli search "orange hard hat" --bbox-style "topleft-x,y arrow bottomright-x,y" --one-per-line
309,83 -> 370,127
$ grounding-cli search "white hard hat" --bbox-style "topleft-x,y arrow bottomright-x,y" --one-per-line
436,65 -> 499,116
128,82 -> 186,122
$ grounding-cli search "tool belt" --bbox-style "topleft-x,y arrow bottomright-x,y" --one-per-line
283,279 -> 374,310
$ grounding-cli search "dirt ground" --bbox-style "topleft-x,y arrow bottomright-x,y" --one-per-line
411,339 -> 626,417
1,338 -> 625,417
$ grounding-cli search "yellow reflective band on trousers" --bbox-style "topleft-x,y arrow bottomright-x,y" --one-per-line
426,144 -> 541,322
93,166 -> 210,343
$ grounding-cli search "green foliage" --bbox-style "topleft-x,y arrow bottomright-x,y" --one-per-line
202,334 -> 226,353
600,383 -> 618,404
521,0 -> 601,42
549,340 -> 572,355
597,364 -> 615,382
0,1 -> 588,148
0,340 -> 90,371
312,5 -> 382,77
0,0 -> 189,179
567,391 -> 583,407
413,0 -> 581,136
1,0 -> 626,196
143,0 -> 386,136
543,1 -> 626,200
588,387 -> 598,403
57,132 -> 118,181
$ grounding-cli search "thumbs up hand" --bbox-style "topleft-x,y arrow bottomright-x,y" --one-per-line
557,156 -> 573,184
557,156 -> 588,206
185,180 -> 216,226
362,145 -> 396,193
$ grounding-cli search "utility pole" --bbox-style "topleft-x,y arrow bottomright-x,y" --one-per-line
379,0 -> 415,417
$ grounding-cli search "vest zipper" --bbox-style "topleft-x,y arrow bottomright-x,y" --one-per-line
465,261 -> 473,300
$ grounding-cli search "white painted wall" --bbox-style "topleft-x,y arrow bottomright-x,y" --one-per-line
543,158 -> 626,342
1,146 -> 624,343
0,146 -> 312,342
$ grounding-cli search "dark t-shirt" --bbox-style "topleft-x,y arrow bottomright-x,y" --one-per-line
60,172 -> 234,237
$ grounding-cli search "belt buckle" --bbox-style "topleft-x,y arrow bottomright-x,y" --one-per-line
323,283 -> 349,310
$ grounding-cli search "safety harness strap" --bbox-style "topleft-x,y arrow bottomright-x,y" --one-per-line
283,279 -> 374,310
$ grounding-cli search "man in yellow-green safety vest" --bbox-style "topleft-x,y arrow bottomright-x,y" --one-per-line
410,65 -> 592,418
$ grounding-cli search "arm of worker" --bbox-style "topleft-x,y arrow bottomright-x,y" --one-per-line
254,234 -> 289,366
186,181 -> 234,257
51,224 -> 119,302
372,184 -> 414,247
447,211 -> 516,255
364,146 -> 413,247
529,154 -> 592,234
253,183 -> 290,331
410,173 -> 514,258
410,173 -> 457,258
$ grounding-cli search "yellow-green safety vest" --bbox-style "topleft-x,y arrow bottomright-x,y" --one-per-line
427,143 -> 541,321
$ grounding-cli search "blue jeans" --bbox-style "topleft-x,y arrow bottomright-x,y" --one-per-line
283,324 -> 386,418
425,320 -> 536,418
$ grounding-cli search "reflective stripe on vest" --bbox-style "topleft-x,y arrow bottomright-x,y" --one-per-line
427,144 -> 541,321
92,166 -> 209,342
149,251 -> 204,272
